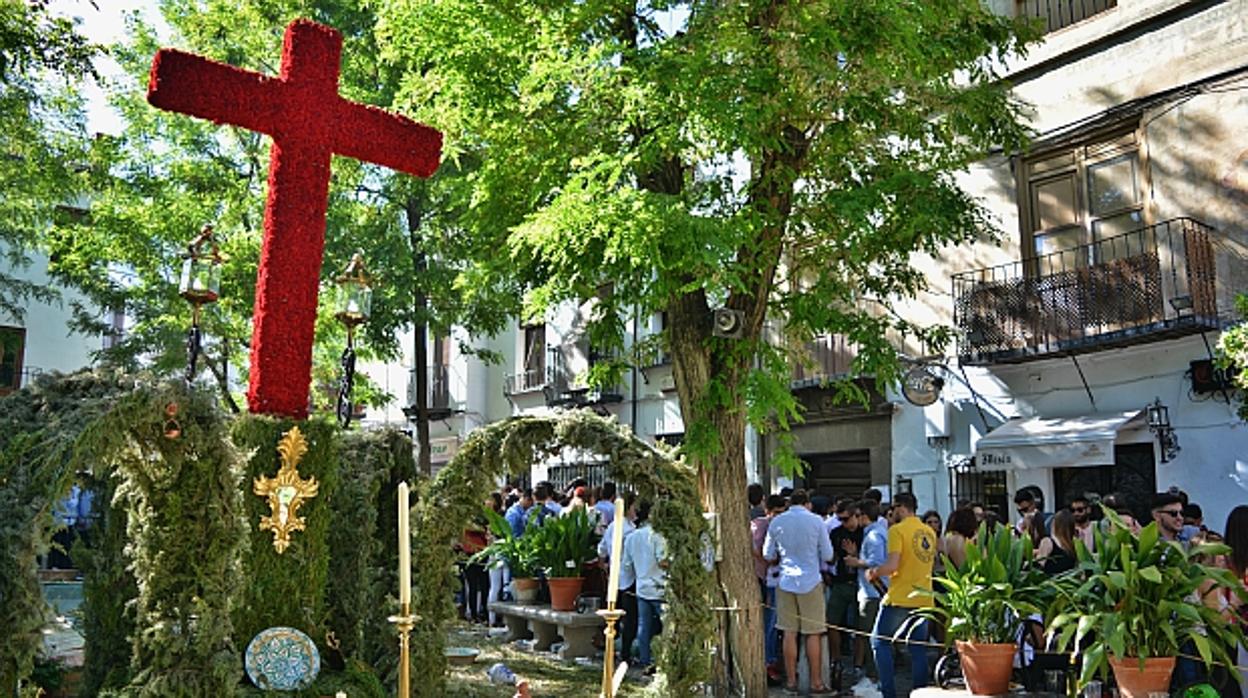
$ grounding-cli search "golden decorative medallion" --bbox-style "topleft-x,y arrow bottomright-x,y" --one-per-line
253,426 -> 319,554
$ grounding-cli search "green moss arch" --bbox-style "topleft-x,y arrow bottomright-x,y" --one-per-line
409,409 -> 715,696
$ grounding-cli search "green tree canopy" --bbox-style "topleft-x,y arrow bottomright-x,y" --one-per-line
374,0 -> 1038,692
38,0 -> 517,414
0,0 -> 98,321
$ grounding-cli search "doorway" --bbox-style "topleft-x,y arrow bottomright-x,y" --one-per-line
1054,443 -> 1156,520
794,450 -> 872,501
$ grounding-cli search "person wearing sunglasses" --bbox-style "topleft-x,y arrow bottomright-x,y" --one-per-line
1150,492 -> 1189,545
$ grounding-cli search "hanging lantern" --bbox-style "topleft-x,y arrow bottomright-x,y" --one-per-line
179,225 -> 223,307
334,251 -> 372,329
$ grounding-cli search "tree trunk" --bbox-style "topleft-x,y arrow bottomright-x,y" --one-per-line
668,290 -> 769,697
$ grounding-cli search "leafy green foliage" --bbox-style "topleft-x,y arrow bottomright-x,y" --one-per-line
329,427 -> 417,682
1046,508 -> 1247,687
474,507 -> 541,578
529,507 -> 600,579
0,370 -> 137,696
91,383 -> 248,697
37,0 -> 515,411
231,416 -> 339,651
411,410 -> 713,695
73,473 -> 137,696
919,522 -> 1047,644
0,0 -> 98,322
1217,293 -> 1248,419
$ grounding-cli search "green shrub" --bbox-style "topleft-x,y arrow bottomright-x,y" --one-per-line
1047,507 -> 1248,686
918,521 -> 1047,644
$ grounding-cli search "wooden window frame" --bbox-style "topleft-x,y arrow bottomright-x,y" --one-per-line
1016,122 -> 1154,268
0,325 -> 26,396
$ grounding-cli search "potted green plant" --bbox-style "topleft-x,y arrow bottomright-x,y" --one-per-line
474,508 -> 541,602
917,522 -> 1048,696
531,507 -> 600,611
1046,508 -> 1246,697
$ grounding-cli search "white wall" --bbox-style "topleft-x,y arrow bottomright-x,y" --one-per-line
0,249 -> 99,380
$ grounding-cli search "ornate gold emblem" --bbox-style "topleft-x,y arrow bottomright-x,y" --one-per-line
253,426 -> 319,554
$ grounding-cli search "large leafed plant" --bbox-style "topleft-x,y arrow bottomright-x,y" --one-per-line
1046,508 -> 1247,686
918,521 -> 1048,644
531,507 -> 600,579
473,507 -> 541,578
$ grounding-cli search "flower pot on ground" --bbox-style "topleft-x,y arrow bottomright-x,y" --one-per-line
531,508 -> 600,610
1108,656 -> 1176,698
917,522 -> 1048,696
1047,507 -> 1247,694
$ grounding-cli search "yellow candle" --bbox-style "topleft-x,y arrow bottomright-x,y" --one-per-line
398,481 -> 411,607
606,497 -> 625,606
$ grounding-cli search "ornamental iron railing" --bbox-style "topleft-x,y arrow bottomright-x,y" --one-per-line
953,218 -> 1219,364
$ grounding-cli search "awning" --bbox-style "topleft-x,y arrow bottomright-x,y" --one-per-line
975,410 -> 1150,471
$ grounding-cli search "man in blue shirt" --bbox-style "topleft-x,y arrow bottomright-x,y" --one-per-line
763,489 -> 836,694
593,481 -> 617,529
504,489 -> 533,538
844,498 -> 888,684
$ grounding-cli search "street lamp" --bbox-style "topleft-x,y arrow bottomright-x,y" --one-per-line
1147,397 -> 1180,463
179,225 -> 222,381
334,251 -> 371,428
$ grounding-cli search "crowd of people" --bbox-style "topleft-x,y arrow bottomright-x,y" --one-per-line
460,478 -> 670,674
748,483 -> 1248,697
457,477 -> 1248,694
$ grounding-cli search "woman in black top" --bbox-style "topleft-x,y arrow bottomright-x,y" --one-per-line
1036,509 -> 1077,575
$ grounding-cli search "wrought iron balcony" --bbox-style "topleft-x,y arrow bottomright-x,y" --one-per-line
1016,0 -> 1116,34
544,348 -> 624,409
954,218 -> 1221,365
792,334 -> 857,387
503,367 -> 547,395
407,364 -> 458,420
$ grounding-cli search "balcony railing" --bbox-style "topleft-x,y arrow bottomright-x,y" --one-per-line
407,364 -> 458,419
1016,0 -> 1116,34
503,367 -> 547,395
792,334 -> 857,386
544,348 -> 624,408
953,218 -> 1220,365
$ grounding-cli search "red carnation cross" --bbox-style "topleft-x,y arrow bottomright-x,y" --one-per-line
147,18 -> 442,418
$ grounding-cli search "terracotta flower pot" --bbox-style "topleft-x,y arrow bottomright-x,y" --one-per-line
1109,656 -> 1176,698
512,577 -> 540,603
956,640 -> 1017,696
547,577 -> 585,612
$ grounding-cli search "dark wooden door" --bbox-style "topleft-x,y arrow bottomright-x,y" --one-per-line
1054,443 -> 1156,520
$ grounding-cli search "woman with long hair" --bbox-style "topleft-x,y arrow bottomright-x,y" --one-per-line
1224,506 -> 1248,689
1036,509 -> 1077,574
943,507 -> 978,571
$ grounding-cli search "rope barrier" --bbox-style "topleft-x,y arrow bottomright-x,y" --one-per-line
708,594 -> 1248,674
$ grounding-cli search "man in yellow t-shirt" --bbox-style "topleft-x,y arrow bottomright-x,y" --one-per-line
864,492 -> 935,698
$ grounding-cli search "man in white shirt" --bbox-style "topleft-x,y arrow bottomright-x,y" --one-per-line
622,500 -> 667,670
600,493 -> 637,664
763,489 -> 836,694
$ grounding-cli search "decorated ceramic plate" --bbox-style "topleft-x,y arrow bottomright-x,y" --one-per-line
244,626 -> 321,691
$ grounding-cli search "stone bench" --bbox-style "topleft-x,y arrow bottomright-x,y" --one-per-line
487,600 -> 605,660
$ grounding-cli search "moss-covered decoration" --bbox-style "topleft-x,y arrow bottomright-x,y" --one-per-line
73,472 -> 136,696
410,410 -> 715,696
328,427 -> 417,674
0,370 -> 138,697
232,415 -> 340,650
99,383 -> 247,697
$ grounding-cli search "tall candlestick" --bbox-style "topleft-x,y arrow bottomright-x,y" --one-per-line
398,481 -> 410,606
606,497 -> 625,606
